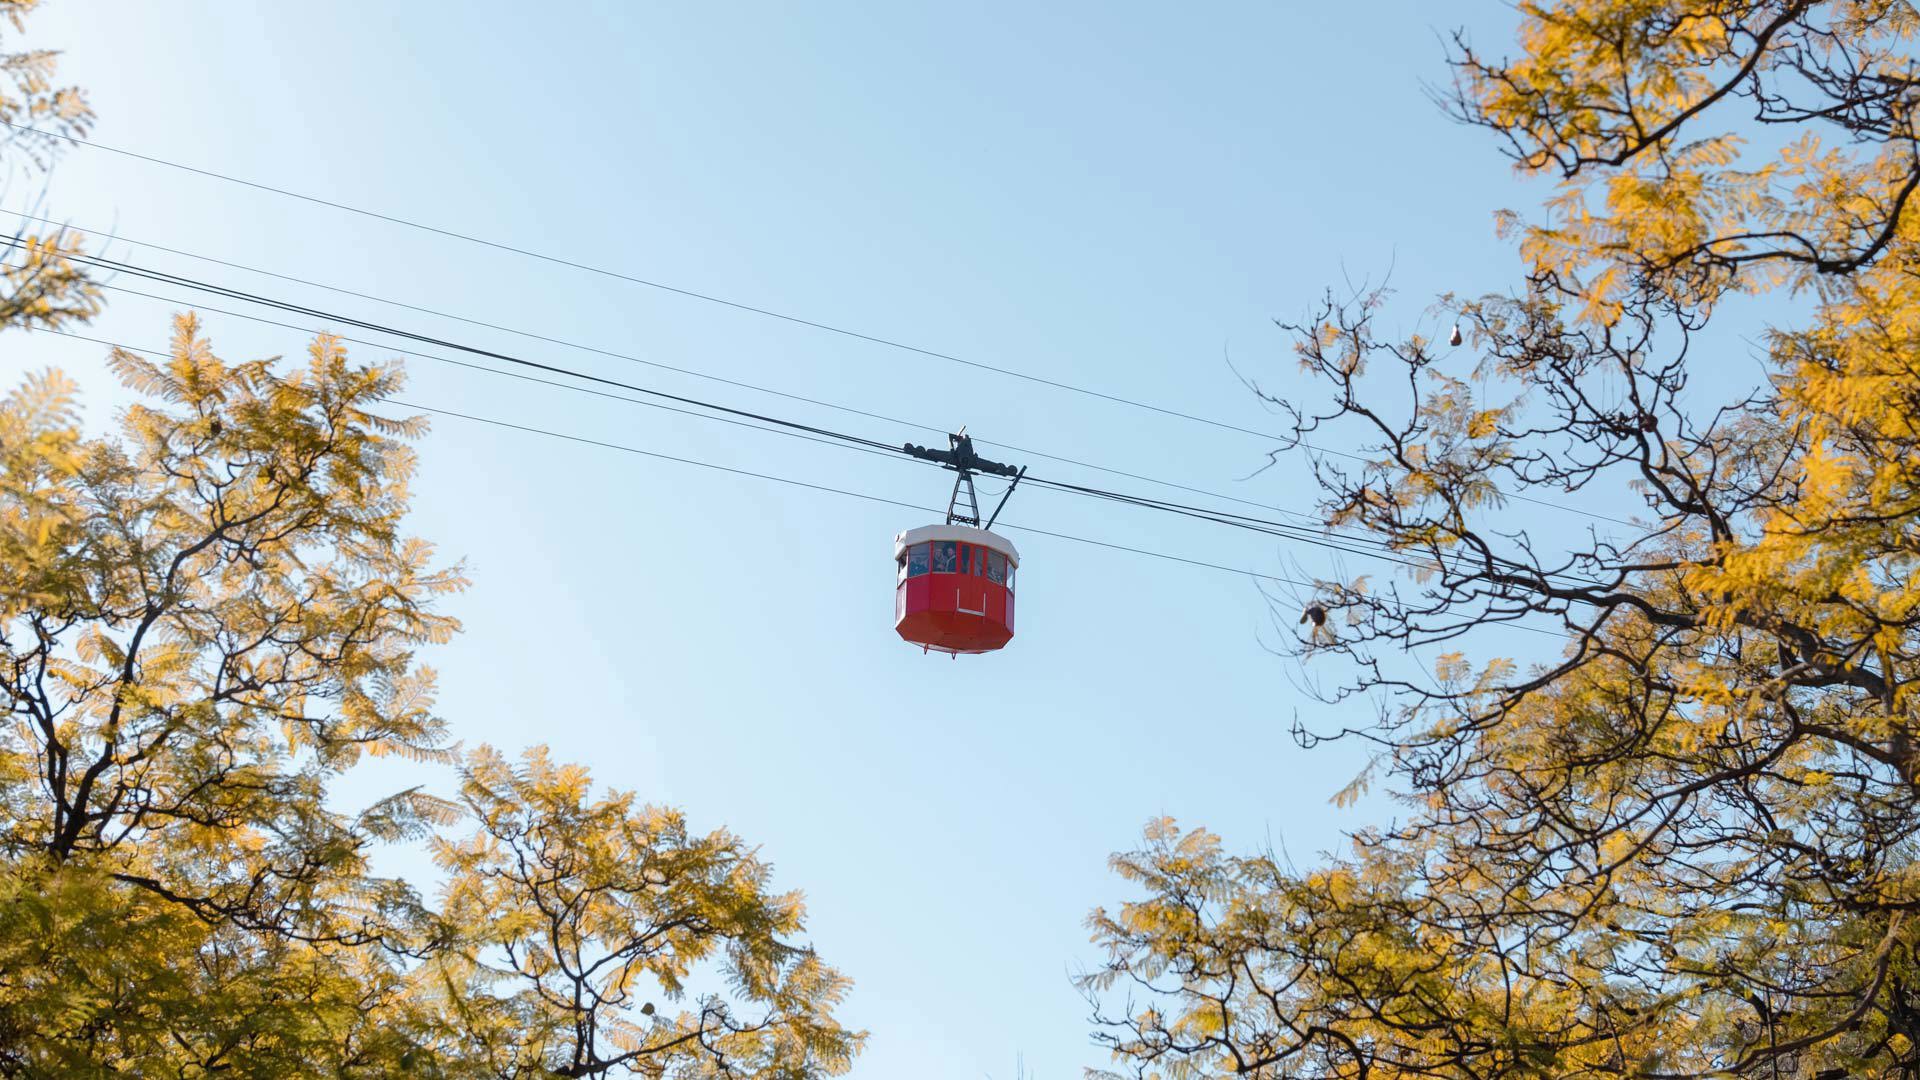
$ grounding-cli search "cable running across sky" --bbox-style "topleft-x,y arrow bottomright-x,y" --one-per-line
0,123 -> 1627,527
0,207 -> 1337,529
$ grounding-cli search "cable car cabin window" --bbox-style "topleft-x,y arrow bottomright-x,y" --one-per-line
986,550 -> 1006,584
959,544 -> 973,576
1006,563 -> 1015,592
906,543 -> 931,578
931,541 -> 957,574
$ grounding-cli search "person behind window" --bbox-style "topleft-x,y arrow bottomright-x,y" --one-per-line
986,551 -> 1006,584
907,543 -> 930,577
931,541 -> 957,573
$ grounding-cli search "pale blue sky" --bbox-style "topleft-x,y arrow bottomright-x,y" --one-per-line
21,2 -> 1564,1074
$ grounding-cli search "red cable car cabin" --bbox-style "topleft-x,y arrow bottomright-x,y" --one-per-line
893,524 -> 1019,655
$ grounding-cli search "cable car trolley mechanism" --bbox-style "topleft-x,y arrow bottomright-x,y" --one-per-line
893,431 -> 1025,656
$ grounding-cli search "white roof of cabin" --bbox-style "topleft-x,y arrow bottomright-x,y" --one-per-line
893,524 -> 1019,565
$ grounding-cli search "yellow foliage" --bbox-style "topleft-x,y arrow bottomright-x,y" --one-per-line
1087,4 -> 1920,1078
0,321 -> 861,1075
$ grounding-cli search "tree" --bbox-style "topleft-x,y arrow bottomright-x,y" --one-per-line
1084,3 -> 1920,1078
0,323 -> 863,1078
423,747 -> 860,1078
0,321 -> 463,1073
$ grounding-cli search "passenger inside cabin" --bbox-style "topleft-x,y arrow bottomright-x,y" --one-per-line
931,541 -> 957,573
907,543 -> 930,577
